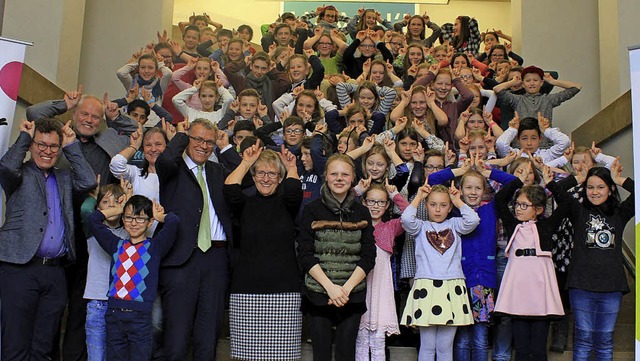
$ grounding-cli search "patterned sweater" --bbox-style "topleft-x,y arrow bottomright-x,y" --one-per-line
89,211 -> 179,312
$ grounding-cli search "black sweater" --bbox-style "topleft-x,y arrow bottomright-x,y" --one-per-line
223,178 -> 303,294
563,177 -> 634,294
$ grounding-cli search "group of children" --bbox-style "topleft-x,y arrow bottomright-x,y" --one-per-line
77,5 -> 632,361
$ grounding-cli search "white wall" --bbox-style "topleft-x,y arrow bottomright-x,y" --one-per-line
78,0 -> 175,98
515,0 -> 601,135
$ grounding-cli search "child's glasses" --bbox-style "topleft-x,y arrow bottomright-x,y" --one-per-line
364,199 -> 388,207
123,215 -> 150,224
514,202 -> 534,210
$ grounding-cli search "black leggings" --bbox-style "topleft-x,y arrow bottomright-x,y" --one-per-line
307,303 -> 365,361
511,318 -> 550,361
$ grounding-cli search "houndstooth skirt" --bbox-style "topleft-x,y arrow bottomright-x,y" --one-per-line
230,292 -> 303,360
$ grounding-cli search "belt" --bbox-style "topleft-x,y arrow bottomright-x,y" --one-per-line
515,248 -> 537,257
211,241 -> 226,249
30,256 -> 63,266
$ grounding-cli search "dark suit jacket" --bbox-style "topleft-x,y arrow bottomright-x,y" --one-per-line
0,132 -> 97,264
156,132 -> 233,266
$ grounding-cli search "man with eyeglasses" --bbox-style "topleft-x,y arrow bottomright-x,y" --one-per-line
155,118 -> 234,361
26,84 -> 138,360
0,118 -> 96,360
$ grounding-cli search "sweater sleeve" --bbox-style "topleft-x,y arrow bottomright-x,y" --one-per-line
109,154 -> 140,183
495,126 -> 517,158
376,86 -> 396,115
116,63 -> 137,92
401,204 -> 422,237
154,213 -> 180,257
452,203 -> 480,235
88,210 -> 120,256
172,86 -> 198,117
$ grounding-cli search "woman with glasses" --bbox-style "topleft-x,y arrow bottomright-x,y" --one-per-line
343,29 -> 393,79
223,144 -> 303,360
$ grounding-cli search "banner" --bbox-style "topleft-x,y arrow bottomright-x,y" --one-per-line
0,37 -> 30,218
629,45 -> 640,356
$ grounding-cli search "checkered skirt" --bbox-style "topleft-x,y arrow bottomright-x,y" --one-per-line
230,292 -> 303,360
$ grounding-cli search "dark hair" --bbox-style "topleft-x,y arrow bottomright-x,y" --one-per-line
183,25 -> 200,37
282,116 -> 304,129
580,167 -> 621,214
216,29 -> 233,39
453,16 -> 471,50
250,51 -> 270,65
515,185 -> 547,209
138,53 -> 158,69
424,149 -> 445,163
154,42 -> 172,53
402,44 -> 425,76
193,15 -> 207,24
406,15 -> 426,42
140,128 -> 168,178
274,23 -> 292,37
280,12 -> 296,22
237,25 -> 254,40
124,195 -> 153,219
451,52 -> 470,67
127,99 -> 151,117
509,157 -> 542,185
489,44 -> 508,59
395,128 -> 420,159
293,90 -> 322,121
301,135 -> 333,159
319,5 -> 338,20
33,118 -> 63,142
239,135 -> 260,153
518,117 -> 541,137
483,31 -> 499,43
233,120 -> 256,136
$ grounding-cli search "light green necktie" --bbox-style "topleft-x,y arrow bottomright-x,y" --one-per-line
196,165 -> 211,252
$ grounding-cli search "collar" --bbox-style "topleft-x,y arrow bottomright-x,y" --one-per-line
182,152 -> 203,171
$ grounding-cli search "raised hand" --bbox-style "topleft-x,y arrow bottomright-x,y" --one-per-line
428,63 -> 440,76
292,85 -> 304,97
176,117 -> 190,133
458,136 -> 470,153
449,182 -> 463,207
19,119 -> 35,138
356,30 -> 367,42
257,100 -> 268,118
610,157 -> 626,185
304,48 -> 316,59
416,183 -> 432,202
564,141 -> 575,162
242,143 -> 263,165
129,123 -> 143,149
412,142 -> 425,162
64,84 -> 84,110
482,106 -> 493,126
589,140 -> 601,158
103,92 -> 120,120
61,120 -> 76,146
141,88 -> 154,105
384,178 -> 397,195
126,84 -> 140,103
229,99 -> 239,113
537,112 -> 550,133
542,165 -> 554,184
356,177 -> 372,195
120,177 -> 133,203
161,118 -> 176,141
459,156 -> 472,173
215,130 -> 230,149
152,200 -> 166,223
509,112 -> 520,130
407,65 -> 419,78
278,144 -> 297,171
484,130 -> 496,151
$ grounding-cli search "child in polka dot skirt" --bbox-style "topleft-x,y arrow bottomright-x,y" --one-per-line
400,183 -> 480,361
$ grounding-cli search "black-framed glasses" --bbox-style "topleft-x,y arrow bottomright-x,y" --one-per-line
360,44 -> 375,49
32,141 -> 61,153
318,42 -> 333,46
122,215 -> 150,224
284,129 -> 304,135
364,199 -> 388,207
425,165 -> 445,171
514,202 -> 534,210
189,136 -> 215,148
254,171 -> 279,179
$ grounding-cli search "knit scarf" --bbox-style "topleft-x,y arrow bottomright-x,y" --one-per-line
245,72 -> 273,108
133,74 -> 163,101
321,184 -> 355,217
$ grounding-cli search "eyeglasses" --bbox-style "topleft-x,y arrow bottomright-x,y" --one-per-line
387,42 -> 403,47
122,215 -> 150,224
425,165 -> 445,171
284,129 -> 304,135
514,202 -> 534,210
318,42 -> 333,46
360,44 -> 376,49
254,171 -> 279,179
364,199 -> 388,207
460,75 -> 473,80
189,136 -> 216,148
32,141 -> 61,153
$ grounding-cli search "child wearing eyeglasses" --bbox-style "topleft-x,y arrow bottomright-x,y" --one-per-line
493,165 -> 570,361
355,180 -> 408,361
88,194 -> 179,361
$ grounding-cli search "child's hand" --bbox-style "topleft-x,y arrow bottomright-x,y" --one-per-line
445,142 -> 457,167
229,99 -> 239,113
152,200 -> 166,223
89,175 -> 101,200
383,138 -> 396,155
574,163 -> 587,184
484,129 -> 495,150
216,130 -> 230,149
416,183 -> 432,202
161,118 -> 176,141
257,100 -> 268,118
449,182 -> 463,206
459,156 -> 473,173
482,106 -> 493,125
610,157 -> 626,186
509,112 -> 520,130
129,123 -> 143,149
428,63 -> 440,76
472,152 -> 486,170
458,136 -> 470,153
355,177 -> 372,195
542,165 -> 554,185
589,140 -> 601,158
252,116 -> 264,129
412,142 -> 425,163
537,112 -> 550,133
564,141 -> 575,162
384,178 -> 397,195
120,177 -> 133,203
278,144 -> 297,171
502,149 -> 520,165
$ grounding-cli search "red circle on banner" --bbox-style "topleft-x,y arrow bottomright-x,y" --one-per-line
0,61 -> 24,101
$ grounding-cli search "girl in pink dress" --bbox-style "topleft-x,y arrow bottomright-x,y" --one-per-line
494,164 -> 571,361
355,180 -> 408,361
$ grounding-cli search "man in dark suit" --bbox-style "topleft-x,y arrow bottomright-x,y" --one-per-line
0,118 -> 96,360
156,118 -> 234,361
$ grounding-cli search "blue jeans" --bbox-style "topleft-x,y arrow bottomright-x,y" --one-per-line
86,300 -> 108,361
453,323 -> 489,361
569,289 -> 622,361
105,308 -> 152,361
492,251 -> 511,361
